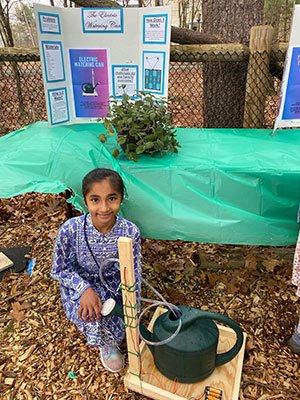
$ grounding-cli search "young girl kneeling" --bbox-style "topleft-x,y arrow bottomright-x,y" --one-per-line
51,168 -> 141,372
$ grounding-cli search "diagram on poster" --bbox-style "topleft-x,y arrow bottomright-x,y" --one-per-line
143,14 -> 168,44
143,51 -> 165,94
48,87 -> 69,125
112,65 -> 138,97
42,41 -> 65,82
69,49 -> 110,118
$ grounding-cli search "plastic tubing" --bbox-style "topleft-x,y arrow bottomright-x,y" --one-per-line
139,277 -> 182,346
98,258 -> 120,295
99,260 -> 182,346
138,301 -> 182,346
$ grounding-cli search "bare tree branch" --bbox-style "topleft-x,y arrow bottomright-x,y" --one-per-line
72,0 -> 121,8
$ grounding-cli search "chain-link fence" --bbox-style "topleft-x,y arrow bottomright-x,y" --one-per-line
0,52 -> 46,135
0,44 -> 285,134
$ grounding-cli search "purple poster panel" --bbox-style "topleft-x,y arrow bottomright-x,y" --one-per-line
69,49 -> 110,118
282,47 -> 300,120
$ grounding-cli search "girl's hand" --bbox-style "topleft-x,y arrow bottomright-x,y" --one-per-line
78,287 -> 102,323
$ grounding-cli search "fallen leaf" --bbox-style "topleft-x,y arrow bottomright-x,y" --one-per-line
245,254 -> 257,270
262,258 -> 280,273
10,302 -> 26,321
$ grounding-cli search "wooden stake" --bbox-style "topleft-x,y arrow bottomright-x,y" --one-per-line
243,25 -> 274,128
118,237 -> 140,378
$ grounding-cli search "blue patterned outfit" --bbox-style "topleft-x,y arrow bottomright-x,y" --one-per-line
51,214 -> 141,348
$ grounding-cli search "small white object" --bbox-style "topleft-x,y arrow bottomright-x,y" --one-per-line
101,298 -> 116,316
0,252 -> 14,272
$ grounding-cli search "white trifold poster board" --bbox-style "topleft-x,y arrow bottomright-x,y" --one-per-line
33,4 -> 171,126
274,5 -> 300,131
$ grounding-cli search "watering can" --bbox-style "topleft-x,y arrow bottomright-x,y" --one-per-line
101,299 -> 244,383
82,82 -> 99,94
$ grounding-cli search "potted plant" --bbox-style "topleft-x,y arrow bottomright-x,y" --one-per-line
99,90 -> 180,162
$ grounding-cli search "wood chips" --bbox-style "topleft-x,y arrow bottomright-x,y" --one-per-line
0,193 -> 299,399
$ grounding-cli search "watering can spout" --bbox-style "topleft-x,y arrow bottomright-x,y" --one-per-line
139,324 -> 156,355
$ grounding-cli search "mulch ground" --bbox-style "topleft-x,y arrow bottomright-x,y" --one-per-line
0,193 -> 299,400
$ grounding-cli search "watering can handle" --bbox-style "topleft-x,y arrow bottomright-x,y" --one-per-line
198,310 -> 244,367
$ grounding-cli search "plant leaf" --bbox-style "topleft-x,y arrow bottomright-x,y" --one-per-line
98,133 -> 107,143
136,145 -> 146,154
112,149 -> 120,158
117,136 -> 127,145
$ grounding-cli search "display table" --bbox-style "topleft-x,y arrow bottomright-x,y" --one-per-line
0,121 -> 299,245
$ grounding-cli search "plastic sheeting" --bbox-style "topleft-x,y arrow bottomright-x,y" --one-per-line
0,121 -> 300,245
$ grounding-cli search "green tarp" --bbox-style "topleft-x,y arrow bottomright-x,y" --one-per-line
0,121 -> 300,245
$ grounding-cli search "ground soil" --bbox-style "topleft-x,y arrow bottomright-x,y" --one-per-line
0,193 -> 299,400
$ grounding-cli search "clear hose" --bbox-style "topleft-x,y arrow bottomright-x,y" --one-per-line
138,301 -> 182,346
98,258 -> 120,295
99,260 -> 182,346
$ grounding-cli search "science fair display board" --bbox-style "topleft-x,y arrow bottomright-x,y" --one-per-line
274,5 -> 300,131
34,5 -> 171,126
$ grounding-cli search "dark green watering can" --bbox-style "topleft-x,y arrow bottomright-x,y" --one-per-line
102,300 -> 244,383
82,82 -> 99,93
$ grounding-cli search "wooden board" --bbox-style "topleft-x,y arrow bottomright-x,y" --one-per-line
0,252 -> 14,272
124,307 -> 246,400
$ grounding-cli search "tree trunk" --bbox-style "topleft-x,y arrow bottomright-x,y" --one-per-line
0,2 -> 25,115
201,0 -> 264,127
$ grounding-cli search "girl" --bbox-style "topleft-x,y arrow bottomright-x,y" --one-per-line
51,168 -> 141,372
288,206 -> 300,354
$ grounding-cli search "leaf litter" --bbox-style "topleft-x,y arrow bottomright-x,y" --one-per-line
0,193 -> 300,399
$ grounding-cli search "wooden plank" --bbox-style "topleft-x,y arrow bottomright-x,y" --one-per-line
0,43 -> 287,63
0,47 -> 39,56
171,43 -> 250,62
125,307 -> 246,400
125,374 -> 187,400
0,252 -> 14,272
118,237 -> 140,379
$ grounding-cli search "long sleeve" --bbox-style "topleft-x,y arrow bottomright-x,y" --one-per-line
132,227 -> 142,311
51,221 -> 91,300
292,230 -> 300,296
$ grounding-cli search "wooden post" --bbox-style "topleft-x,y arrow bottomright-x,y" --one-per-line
243,25 -> 274,128
118,237 -> 140,379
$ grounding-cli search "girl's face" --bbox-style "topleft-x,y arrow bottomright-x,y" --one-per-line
85,178 -> 123,233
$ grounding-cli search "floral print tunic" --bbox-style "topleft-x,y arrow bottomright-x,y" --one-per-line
292,230 -> 300,296
51,214 -> 141,348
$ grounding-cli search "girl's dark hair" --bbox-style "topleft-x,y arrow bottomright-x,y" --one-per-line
82,168 -> 125,199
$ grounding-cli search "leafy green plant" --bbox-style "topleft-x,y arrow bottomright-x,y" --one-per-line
99,91 -> 180,162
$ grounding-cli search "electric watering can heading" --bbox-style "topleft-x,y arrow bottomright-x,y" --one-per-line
101,299 -> 244,383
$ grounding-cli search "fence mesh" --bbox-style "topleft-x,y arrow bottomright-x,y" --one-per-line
0,47 -> 285,134
0,53 -> 46,135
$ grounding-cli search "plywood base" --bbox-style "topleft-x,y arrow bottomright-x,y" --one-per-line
124,307 -> 246,400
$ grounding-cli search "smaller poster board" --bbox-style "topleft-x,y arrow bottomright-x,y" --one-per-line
274,5 -> 300,131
